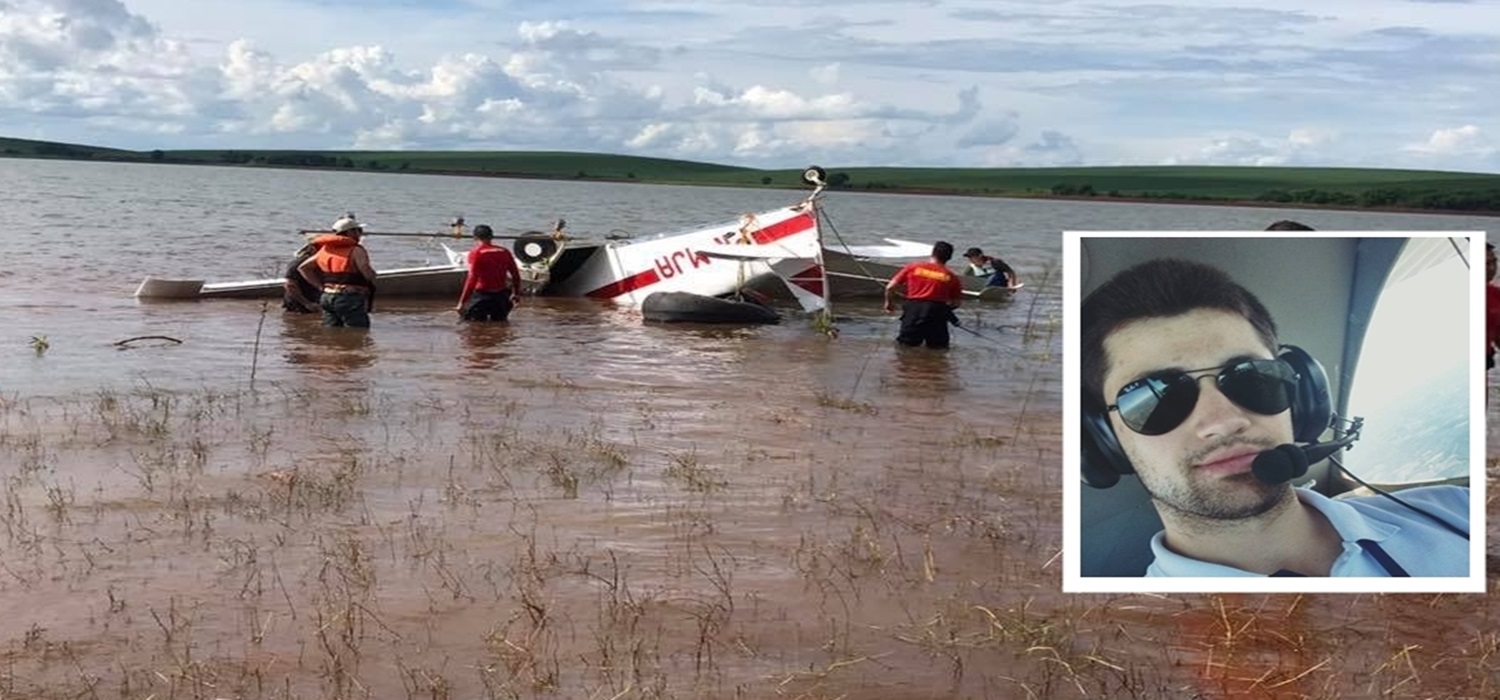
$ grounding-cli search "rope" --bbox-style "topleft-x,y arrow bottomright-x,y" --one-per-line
114,335 -> 183,347
818,205 -> 1014,346
816,205 -> 894,288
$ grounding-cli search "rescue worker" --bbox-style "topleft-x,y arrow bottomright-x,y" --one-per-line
883,241 -> 965,349
455,224 -> 523,322
962,247 -> 1020,288
1487,243 -> 1499,406
298,215 -> 378,328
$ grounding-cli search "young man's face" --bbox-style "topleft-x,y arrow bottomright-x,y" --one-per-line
1100,308 -> 1295,520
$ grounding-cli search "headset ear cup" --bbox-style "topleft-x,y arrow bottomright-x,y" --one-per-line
1081,405 -> 1132,488
1280,345 -> 1332,442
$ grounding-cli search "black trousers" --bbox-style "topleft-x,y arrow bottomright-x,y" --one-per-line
462,290 -> 514,322
896,300 -> 954,349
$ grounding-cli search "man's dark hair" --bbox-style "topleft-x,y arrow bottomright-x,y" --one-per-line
1081,258 -> 1279,408
932,241 -> 954,262
1264,220 -> 1315,231
473,224 -> 494,240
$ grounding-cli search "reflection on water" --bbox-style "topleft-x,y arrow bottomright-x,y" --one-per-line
458,320 -> 514,370
279,315 -> 379,373
892,344 -> 960,396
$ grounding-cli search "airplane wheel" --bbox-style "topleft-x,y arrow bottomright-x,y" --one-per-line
802,166 -> 827,186
514,234 -> 559,264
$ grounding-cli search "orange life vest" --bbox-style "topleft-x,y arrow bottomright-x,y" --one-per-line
310,235 -> 370,287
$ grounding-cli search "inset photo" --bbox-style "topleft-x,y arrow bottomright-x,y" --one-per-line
1063,232 -> 1484,593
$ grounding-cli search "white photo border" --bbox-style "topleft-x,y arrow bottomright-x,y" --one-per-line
1062,230 -> 1487,594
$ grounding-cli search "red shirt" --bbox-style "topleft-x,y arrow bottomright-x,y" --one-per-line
459,242 -> 521,305
891,261 -> 963,302
1487,283 -> 1500,354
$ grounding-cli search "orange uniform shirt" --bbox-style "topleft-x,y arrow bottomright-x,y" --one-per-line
891,261 -> 963,302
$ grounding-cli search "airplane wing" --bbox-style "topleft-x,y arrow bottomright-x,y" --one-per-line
441,243 -> 466,268
835,238 -> 931,259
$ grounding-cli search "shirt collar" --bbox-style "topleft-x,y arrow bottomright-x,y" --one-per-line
1147,487 -> 1400,576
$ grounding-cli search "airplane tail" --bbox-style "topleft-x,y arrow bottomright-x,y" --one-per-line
771,259 -> 829,313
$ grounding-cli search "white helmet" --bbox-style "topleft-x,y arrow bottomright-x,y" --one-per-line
330,214 -> 363,233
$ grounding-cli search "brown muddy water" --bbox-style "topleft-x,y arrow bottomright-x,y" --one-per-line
2,159 -> 1499,699
2,294 -> 1071,699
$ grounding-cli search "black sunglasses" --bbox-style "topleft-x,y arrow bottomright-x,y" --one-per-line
1108,358 -> 1298,436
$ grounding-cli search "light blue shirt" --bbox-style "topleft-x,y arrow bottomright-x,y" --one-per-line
1146,485 -> 1470,577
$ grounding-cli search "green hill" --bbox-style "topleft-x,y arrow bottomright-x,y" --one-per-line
3,136 -> 1499,213
0,136 -> 139,160
165,148 -> 755,181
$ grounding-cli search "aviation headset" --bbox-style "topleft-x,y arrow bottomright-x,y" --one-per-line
1080,344 -> 1332,489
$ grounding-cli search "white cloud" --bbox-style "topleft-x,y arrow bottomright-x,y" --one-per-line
1024,130 -> 1083,166
1200,136 -> 1290,166
220,40 -> 275,100
0,0 -> 1498,171
957,114 -> 1020,147
809,63 -> 840,86
1288,127 -> 1337,147
965,129 -> 1084,167
1159,129 -> 1351,167
0,0 -> 200,118
1404,124 -> 1492,156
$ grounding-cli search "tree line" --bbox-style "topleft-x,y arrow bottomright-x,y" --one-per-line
827,176 -> 1500,213
7,145 -> 1496,213
1047,182 -> 1500,212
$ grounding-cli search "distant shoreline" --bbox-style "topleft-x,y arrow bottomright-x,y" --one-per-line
945,190 -> 1500,218
4,151 -> 1500,219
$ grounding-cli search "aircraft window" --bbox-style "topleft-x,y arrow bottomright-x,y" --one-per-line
1342,238 -> 1469,485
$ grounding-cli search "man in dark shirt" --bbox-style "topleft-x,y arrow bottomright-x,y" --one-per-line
282,242 -> 321,313
962,247 -> 1019,288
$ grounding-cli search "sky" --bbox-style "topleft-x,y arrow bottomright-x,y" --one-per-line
1,0 -> 1497,171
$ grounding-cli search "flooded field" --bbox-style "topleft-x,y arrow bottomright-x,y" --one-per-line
2,159 -> 1497,698
1,294 -> 1076,698
3,299 -> 1498,699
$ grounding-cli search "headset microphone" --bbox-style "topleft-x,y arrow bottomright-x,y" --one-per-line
1251,444 -> 1308,484
1251,430 -> 1362,485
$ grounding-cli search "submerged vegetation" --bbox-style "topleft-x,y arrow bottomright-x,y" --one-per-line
5,135 -> 1500,214
0,266 -> 1495,698
1,373 -> 1496,698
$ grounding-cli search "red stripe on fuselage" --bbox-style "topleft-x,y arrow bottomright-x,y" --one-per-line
587,268 -> 660,299
748,212 -> 816,244
586,211 -> 814,299
790,264 -> 825,296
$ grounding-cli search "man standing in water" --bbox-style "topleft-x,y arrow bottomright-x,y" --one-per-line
1487,243 -> 1499,405
1081,257 -> 1468,576
298,215 -> 378,328
455,224 -> 523,322
884,241 -> 964,349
